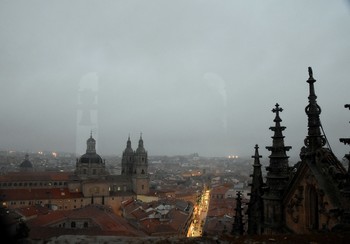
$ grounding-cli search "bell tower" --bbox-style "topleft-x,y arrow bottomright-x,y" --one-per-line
121,135 -> 134,176
132,134 -> 150,195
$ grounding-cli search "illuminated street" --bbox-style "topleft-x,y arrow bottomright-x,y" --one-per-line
187,189 -> 210,237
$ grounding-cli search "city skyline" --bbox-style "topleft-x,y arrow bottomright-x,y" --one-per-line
0,1 -> 350,158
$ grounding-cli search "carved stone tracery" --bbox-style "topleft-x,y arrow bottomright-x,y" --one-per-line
287,185 -> 304,223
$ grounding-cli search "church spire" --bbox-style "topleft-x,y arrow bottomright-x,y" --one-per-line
265,103 -> 291,194
304,67 -> 326,153
136,133 -> 146,154
138,133 -> 143,148
263,103 -> 291,233
247,144 -> 264,235
232,191 -> 244,235
127,134 -> 132,149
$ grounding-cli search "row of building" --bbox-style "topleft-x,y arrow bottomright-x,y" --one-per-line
1,134 -> 150,211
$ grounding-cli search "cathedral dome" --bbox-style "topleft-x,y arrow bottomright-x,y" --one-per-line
78,153 -> 103,164
78,133 -> 103,164
20,154 -> 33,169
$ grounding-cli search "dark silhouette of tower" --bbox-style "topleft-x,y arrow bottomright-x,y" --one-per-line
339,104 -> 350,222
246,67 -> 350,234
263,103 -> 292,234
132,134 -> 150,195
247,144 -> 264,235
121,136 -> 134,176
120,134 -> 150,195
232,191 -> 244,235
302,67 -> 327,157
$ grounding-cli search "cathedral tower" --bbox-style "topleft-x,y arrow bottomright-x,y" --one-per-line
121,136 -> 134,176
132,134 -> 150,195
263,103 -> 292,234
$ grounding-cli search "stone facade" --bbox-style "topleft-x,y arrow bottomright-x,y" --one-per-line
248,67 -> 350,235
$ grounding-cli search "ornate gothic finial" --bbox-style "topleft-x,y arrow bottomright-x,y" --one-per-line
272,103 -> 283,123
265,102 -> 291,197
304,67 -> 325,152
252,144 -> 262,165
306,67 -> 317,98
308,67 -> 313,79
90,130 -> 93,138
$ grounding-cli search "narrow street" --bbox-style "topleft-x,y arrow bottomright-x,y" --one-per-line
187,189 -> 210,237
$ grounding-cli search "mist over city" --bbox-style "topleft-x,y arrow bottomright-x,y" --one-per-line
2,1 -> 350,243
1,1 -> 349,158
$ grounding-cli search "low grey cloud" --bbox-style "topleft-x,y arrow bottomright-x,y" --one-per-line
0,1 -> 349,159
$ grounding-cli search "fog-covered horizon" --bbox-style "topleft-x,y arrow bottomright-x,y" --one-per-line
1,1 -> 350,159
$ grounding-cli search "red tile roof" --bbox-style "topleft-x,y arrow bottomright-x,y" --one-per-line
15,205 -> 49,219
0,171 -> 73,182
122,199 -> 192,236
211,185 -> 230,196
0,188 -> 83,201
207,198 -> 235,218
27,204 -> 145,239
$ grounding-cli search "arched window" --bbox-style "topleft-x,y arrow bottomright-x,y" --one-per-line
71,221 -> 76,228
306,185 -> 319,230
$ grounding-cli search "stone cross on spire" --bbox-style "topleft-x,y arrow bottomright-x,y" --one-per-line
272,103 -> 283,119
272,103 -> 283,114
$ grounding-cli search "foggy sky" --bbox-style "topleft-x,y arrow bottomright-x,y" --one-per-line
1,1 -> 350,159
